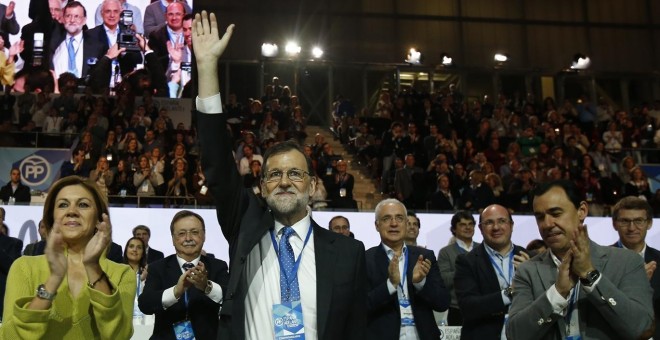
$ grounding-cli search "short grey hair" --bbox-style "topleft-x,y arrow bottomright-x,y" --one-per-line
374,198 -> 407,222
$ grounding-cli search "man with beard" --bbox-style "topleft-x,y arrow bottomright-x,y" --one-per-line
193,11 -> 367,340
49,1 -> 105,80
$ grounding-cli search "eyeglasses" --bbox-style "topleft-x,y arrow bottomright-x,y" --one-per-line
263,168 -> 310,183
479,218 -> 510,228
615,218 -> 648,227
175,229 -> 203,239
379,215 -> 406,224
64,14 -> 84,21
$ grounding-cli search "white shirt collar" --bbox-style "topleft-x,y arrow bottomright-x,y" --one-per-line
456,238 -> 474,251
382,242 -> 407,259
273,206 -> 312,240
484,242 -> 513,258
619,241 -> 646,259
176,254 -> 201,269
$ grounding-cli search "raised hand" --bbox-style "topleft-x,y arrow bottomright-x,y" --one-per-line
45,222 -> 67,282
167,41 -> 183,64
83,213 -> 112,266
388,252 -> 401,286
513,250 -> 531,269
8,39 -> 23,58
556,250 -> 576,298
105,43 -> 126,60
174,268 -> 194,298
645,261 -> 657,280
6,1 -> 14,18
412,254 -> 432,283
191,11 -> 234,67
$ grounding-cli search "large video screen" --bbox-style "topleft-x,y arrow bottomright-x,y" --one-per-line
12,0 -> 195,44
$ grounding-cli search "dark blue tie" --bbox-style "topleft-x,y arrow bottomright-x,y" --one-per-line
67,37 -> 78,76
182,262 -> 194,271
279,226 -> 300,302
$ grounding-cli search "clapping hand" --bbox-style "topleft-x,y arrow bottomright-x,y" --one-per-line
412,255 -> 432,283
388,252 -> 401,286
513,250 -> 531,269
83,213 -> 112,266
570,223 -> 594,278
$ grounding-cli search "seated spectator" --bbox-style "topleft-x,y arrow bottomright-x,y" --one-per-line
259,111 -> 278,140
148,147 -> 165,177
165,162 -> 191,207
133,155 -> 164,199
111,159 -> 136,197
89,157 -> 113,197
121,137 -> 141,171
485,172 -> 505,205
624,166 -> 652,201
242,160 -> 261,189
60,148 -> 91,178
429,174 -> 460,211
289,106 -> 306,145
460,170 -> 495,212
237,144 -> 263,176
327,160 -> 358,209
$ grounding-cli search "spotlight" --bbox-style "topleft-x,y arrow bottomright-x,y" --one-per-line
571,54 -> 591,70
405,48 -> 422,65
261,43 -> 278,57
440,53 -> 453,67
494,53 -> 509,63
311,46 -> 324,59
285,41 -> 302,57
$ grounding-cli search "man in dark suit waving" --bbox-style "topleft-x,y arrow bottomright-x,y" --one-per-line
138,210 -> 229,340
193,11 -> 367,340
610,196 -> 660,340
366,198 -> 449,339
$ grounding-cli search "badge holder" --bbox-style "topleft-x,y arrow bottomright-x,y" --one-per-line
172,291 -> 196,340
273,301 -> 305,340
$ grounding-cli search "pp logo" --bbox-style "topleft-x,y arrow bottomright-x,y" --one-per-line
19,155 -> 51,186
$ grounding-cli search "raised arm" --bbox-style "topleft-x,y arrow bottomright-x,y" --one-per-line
192,11 -> 234,98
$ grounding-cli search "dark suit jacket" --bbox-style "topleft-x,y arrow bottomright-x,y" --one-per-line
366,244 -> 449,340
147,25 -> 172,72
146,247 -> 165,264
429,189 -> 459,211
143,1 -> 192,37
455,243 -> 526,340
0,4 -> 19,35
48,26 -> 106,80
0,182 -> 31,203
198,112 -> 368,340
611,242 -> 660,339
507,242 -> 654,340
23,240 -> 46,256
0,234 -> 23,318
138,254 -> 229,340
107,242 -> 123,263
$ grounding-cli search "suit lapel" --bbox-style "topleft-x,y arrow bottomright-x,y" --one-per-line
476,245 -> 501,291
314,224 -> 336,339
535,252 -> 557,292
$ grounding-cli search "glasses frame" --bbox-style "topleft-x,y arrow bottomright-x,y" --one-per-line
263,168 -> 311,183
615,218 -> 648,228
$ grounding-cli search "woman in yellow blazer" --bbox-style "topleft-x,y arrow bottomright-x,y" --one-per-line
1,176 -> 136,339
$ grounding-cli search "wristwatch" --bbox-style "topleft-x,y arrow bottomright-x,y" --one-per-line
36,284 -> 57,301
504,286 -> 513,299
204,280 -> 213,295
579,269 -> 601,287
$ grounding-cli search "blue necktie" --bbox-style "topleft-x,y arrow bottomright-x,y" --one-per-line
67,37 -> 78,76
279,226 -> 300,302
182,262 -> 194,271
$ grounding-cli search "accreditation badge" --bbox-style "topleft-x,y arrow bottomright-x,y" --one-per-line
172,320 -> 195,340
273,301 -> 305,340
399,298 -> 415,326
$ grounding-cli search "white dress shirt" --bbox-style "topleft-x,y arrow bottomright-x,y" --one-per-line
197,94 -> 318,340
53,32 -> 84,79
161,255 -> 223,309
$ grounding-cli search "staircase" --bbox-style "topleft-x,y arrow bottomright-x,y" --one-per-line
304,126 -> 384,211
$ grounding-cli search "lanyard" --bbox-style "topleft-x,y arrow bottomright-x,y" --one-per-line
270,225 -> 313,286
487,250 -> 514,286
564,283 -> 579,334
383,245 -> 409,297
